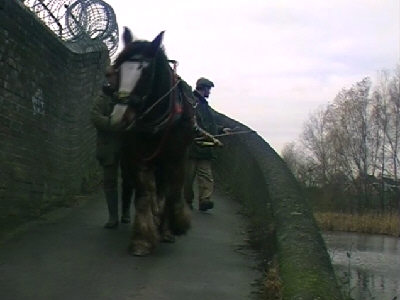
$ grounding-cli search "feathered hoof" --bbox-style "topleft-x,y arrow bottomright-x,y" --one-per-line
129,241 -> 153,256
171,205 -> 191,235
161,230 -> 175,243
153,215 -> 161,227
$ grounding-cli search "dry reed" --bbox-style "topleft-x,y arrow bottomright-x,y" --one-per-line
314,212 -> 400,236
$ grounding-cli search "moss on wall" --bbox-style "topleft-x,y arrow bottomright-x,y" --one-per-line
213,112 -> 343,299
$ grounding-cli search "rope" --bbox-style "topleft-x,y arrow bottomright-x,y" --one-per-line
142,64 -> 180,161
139,79 -> 181,120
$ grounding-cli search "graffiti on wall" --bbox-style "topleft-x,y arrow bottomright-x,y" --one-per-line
32,88 -> 45,115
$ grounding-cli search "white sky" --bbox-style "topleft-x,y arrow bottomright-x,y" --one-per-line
106,0 -> 399,153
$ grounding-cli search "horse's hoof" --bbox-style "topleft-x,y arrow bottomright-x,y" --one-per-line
153,216 -> 161,227
130,248 -> 151,256
129,242 -> 152,256
161,232 -> 175,243
172,207 -> 191,235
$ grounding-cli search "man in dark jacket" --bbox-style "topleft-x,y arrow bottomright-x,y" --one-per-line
184,77 -> 219,211
91,67 -> 133,228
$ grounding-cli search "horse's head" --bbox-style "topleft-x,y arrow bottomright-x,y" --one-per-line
109,27 -> 166,128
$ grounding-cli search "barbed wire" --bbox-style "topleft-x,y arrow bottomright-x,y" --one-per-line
22,0 -> 119,56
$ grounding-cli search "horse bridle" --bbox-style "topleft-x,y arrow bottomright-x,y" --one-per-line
114,56 -> 153,104
113,57 -> 181,132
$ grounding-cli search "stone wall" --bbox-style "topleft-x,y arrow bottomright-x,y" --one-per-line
213,112 -> 343,299
0,0 -> 107,231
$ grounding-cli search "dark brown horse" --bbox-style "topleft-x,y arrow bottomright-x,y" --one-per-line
108,28 -> 196,256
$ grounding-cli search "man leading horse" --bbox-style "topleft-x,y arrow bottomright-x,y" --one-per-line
91,66 -> 134,229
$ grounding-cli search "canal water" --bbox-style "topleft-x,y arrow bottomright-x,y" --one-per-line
323,232 -> 400,300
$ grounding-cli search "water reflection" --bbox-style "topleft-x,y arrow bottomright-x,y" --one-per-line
323,232 -> 400,300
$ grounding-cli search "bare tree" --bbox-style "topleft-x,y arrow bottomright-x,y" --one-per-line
371,71 -> 392,210
386,68 -> 400,181
290,68 -> 400,216
387,67 -> 400,230
281,142 -> 317,186
342,79 -> 372,208
301,107 -> 332,186
303,78 -> 373,210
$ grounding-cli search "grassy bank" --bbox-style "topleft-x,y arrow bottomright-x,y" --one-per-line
314,212 -> 400,237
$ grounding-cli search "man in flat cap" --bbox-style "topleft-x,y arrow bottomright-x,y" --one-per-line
184,77 -> 219,211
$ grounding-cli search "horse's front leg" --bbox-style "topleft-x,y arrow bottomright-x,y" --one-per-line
164,159 -> 191,236
154,176 -> 174,243
129,166 -> 159,256
158,195 -> 176,243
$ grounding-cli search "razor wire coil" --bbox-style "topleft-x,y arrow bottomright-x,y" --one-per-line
22,0 -> 119,56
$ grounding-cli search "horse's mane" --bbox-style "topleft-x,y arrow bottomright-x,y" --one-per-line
147,48 -> 172,110
113,41 -> 169,69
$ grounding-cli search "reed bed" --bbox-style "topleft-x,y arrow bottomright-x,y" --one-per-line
314,212 -> 400,236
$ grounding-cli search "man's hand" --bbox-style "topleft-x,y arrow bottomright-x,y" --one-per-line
222,127 -> 232,134
222,126 -> 242,134
108,115 -> 128,131
212,137 -> 223,147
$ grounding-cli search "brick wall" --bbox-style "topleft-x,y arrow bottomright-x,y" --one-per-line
0,0 -> 108,228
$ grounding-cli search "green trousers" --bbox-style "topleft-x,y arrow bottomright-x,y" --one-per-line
103,160 -> 134,222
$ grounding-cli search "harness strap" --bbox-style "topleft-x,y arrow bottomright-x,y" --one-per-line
143,62 -> 181,162
125,79 -> 181,131
139,79 -> 181,120
143,107 -> 176,162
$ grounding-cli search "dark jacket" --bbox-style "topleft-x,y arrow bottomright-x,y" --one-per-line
188,90 -> 218,160
91,93 -> 123,166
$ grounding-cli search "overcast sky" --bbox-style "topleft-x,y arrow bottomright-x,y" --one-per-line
106,0 -> 399,153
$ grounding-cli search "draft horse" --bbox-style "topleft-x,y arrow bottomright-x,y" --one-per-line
108,28 -> 196,256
